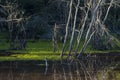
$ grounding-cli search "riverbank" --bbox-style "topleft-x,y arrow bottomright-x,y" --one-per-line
0,52 -> 120,69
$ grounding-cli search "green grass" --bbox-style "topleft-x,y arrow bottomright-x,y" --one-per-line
0,54 -> 63,61
0,40 -> 66,61
0,39 -> 120,61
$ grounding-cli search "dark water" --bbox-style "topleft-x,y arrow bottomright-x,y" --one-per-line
0,61 -> 119,80
0,53 -> 120,80
0,67 -> 119,80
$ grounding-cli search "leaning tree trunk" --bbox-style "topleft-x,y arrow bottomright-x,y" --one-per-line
61,0 -> 73,59
61,0 -> 120,60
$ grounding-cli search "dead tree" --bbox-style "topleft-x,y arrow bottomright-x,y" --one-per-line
0,1 -> 26,50
53,23 -> 58,52
53,23 -> 66,52
61,0 -> 120,60
61,0 -> 73,59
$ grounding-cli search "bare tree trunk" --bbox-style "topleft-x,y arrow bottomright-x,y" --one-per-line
102,0 -> 114,24
61,0 -> 73,59
53,23 -> 58,52
77,0 -> 102,58
67,0 -> 80,60
74,0 -> 92,57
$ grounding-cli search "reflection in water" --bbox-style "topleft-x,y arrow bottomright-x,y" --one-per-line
0,69 -> 119,80
0,54 -> 120,80
0,63 -> 119,80
0,72 -> 52,80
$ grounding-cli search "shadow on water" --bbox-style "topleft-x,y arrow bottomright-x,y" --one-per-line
0,52 -> 120,80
